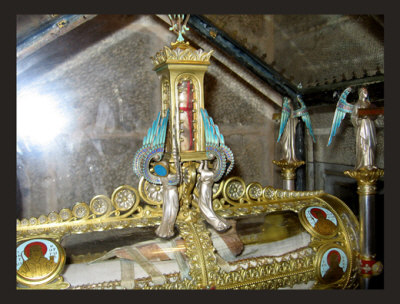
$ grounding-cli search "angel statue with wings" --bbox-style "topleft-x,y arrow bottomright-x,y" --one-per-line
277,95 -> 316,162
132,110 -> 182,238
327,87 -> 377,170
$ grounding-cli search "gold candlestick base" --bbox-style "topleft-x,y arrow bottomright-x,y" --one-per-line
344,167 -> 384,195
273,159 -> 305,180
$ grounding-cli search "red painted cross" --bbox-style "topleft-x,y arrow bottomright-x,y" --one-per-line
179,82 -> 194,150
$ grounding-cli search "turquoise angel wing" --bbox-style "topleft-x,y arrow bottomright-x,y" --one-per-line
132,110 -> 169,184
200,108 -> 233,181
277,97 -> 291,143
327,87 -> 353,146
294,95 -> 316,143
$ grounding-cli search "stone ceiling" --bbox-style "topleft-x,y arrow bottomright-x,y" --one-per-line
17,14 -> 384,100
203,14 -> 384,89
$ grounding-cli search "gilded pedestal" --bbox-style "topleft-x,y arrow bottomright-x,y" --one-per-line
273,159 -> 305,191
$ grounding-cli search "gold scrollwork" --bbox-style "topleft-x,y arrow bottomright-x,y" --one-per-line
16,177 -> 326,242
246,182 -> 263,201
17,185 -> 145,241
222,177 -> 246,204
17,175 -> 358,289
72,202 -> 90,219
89,195 -> 113,217
219,177 -> 323,209
17,277 -> 70,290
111,185 -> 140,215
138,177 -> 163,206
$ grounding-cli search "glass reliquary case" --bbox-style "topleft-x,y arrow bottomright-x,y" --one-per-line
16,15 -> 361,290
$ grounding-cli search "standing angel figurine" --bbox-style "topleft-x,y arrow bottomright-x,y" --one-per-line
327,87 -> 377,170
277,95 -> 316,161
132,110 -> 182,238
153,146 -> 181,239
197,160 -> 231,231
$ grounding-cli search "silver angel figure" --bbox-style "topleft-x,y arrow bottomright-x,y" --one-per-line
197,160 -> 230,231
154,148 -> 181,238
277,96 -> 316,162
352,88 -> 377,170
277,97 -> 298,161
327,87 -> 377,170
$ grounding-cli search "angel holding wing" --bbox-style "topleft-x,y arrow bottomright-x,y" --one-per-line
327,87 -> 377,170
277,95 -> 316,162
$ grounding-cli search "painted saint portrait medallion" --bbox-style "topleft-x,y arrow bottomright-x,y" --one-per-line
299,206 -> 339,238
16,238 -> 66,286
318,246 -> 348,284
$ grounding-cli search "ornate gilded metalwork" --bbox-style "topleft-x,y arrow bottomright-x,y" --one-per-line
72,280 -> 122,290
344,167 -> 384,196
16,185 -> 156,241
344,167 -> 384,285
17,175 -> 359,289
272,159 -> 305,180
179,161 -> 198,208
299,206 -> 339,239
168,14 -> 190,43
138,177 -> 164,206
16,15 -> 361,290
315,244 -> 350,288
176,217 -> 220,288
90,195 -> 113,216
135,19 -> 235,239
246,182 -> 263,201
69,247 -> 317,290
215,248 -> 316,290
151,45 -> 214,67
17,238 -> 69,289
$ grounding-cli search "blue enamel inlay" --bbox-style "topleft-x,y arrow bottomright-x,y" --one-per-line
154,164 -> 168,177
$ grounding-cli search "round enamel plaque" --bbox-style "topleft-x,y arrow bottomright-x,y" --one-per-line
16,238 -> 66,286
299,206 -> 339,238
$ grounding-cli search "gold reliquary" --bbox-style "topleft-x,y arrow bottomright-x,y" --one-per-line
16,15 -> 361,290
17,179 -> 360,290
151,40 -> 213,161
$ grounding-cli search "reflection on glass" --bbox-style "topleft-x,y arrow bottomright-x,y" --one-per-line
236,212 -> 305,245
61,227 -> 186,264
17,90 -> 69,149
178,79 -> 195,152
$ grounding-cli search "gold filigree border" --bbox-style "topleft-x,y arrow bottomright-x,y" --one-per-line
17,176 -> 359,289
17,177 -> 325,241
